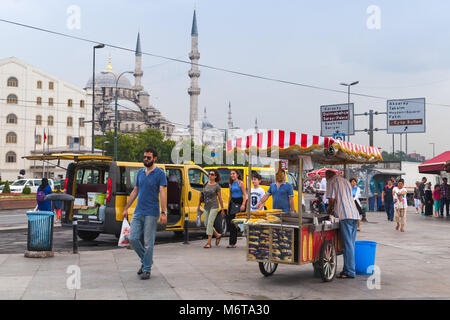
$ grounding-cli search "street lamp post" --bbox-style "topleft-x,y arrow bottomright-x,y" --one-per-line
429,142 -> 436,158
102,70 -> 133,160
340,81 -> 359,143
92,44 -> 105,154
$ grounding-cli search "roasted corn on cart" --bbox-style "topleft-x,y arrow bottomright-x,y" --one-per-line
226,130 -> 382,281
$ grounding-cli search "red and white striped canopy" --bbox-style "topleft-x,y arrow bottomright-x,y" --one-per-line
226,129 -> 383,164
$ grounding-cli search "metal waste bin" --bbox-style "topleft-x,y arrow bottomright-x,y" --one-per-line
26,211 -> 55,251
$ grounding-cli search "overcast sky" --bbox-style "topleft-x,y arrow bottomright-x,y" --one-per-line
1,0 -> 449,159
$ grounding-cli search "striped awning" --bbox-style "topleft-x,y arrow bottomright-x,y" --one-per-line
226,129 -> 383,164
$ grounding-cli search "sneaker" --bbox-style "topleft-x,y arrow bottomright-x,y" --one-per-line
137,265 -> 143,275
140,271 -> 151,280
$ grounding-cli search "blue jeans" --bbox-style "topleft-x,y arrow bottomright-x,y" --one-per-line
340,219 -> 358,277
129,214 -> 158,273
384,201 -> 394,220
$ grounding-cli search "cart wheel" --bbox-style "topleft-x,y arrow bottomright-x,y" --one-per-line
259,262 -> 278,277
319,240 -> 337,282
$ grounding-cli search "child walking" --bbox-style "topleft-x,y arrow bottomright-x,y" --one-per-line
433,185 -> 441,218
250,172 -> 266,212
393,179 -> 408,232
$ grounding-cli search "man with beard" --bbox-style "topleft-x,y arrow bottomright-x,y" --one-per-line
122,147 -> 167,280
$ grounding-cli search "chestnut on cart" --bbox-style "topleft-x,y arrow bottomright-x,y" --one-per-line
227,130 -> 382,282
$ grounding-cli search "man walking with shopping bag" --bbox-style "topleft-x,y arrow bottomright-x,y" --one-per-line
122,147 -> 167,280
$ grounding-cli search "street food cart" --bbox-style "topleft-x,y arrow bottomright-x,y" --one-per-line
226,130 -> 382,281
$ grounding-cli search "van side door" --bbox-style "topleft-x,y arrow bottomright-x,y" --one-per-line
186,167 -> 208,225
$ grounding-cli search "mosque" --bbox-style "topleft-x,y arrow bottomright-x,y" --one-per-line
85,33 -> 175,139
85,10 -> 244,146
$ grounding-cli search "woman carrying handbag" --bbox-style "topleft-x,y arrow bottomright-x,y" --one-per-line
226,169 -> 247,248
197,169 -> 225,248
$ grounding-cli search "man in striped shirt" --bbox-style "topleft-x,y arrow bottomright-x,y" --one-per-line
326,170 -> 360,279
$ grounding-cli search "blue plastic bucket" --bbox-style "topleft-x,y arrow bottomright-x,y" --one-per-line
26,211 -> 55,251
355,240 -> 377,275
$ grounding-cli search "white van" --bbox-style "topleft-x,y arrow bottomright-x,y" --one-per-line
3,179 -> 54,193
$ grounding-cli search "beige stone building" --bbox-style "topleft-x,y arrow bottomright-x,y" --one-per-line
0,57 -> 90,180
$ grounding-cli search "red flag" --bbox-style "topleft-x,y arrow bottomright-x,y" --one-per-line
44,130 -> 47,143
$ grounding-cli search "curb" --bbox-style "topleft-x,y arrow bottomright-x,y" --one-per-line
0,225 -> 62,233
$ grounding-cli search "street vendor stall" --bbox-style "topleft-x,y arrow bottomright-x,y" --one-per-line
226,130 -> 382,281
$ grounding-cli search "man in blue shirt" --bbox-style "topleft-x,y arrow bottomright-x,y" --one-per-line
122,147 -> 167,280
256,169 -> 295,213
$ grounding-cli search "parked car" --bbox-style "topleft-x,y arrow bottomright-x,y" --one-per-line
4,179 -> 54,193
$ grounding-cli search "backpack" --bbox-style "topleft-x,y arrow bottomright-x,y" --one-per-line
36,189 -> 46,203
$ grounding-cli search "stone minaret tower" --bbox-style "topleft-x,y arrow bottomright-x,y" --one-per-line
227,101 -> 233,129
188,10 -> 200,139
134,32 -> 144,91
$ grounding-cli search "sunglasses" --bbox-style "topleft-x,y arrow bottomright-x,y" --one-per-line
209,173 -> 216,176
143,156 -> 152,160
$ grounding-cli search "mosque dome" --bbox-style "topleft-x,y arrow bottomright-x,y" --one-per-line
85,56 -> 133,89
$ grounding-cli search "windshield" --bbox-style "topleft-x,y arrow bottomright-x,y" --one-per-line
11,180 -> 27,186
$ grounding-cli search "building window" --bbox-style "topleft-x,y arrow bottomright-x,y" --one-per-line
80,100 -> 85,108
7,94 -> 18,104
48,116 -> 54,126
66,136 -> 72,146
35,134 -> 42,145
48,98 -> 54,106
6,151 -> 16,163
7,77 -> 18,87
36,115 -> 42,126
37,80 -> 42,89
68,99 -> 73,107
37,97 -> 42,105
80,136 -> 85,146
67,117 -> 73,127
48,135 -> 53,145
79,118 -> 85,128
6,132 -> 17,144
6,114 -> 17,124
49,82 -> 54,90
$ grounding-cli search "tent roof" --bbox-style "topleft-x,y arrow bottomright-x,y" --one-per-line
418,151 -> 450,174
226,130 -> 382,165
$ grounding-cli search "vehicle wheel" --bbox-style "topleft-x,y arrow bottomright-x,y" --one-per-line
259,262 -> 278,277
77,230 -> 100,241
319,240 -> 337,282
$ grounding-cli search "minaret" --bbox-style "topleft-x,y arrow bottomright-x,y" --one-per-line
188,10 -> 200,139
227,101 -> 233,129
134,32 -> 144,91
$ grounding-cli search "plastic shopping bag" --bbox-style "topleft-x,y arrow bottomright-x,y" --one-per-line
118,218 -> 131,247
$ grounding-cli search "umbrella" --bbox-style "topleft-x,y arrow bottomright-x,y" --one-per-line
306,168 -> 343,179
